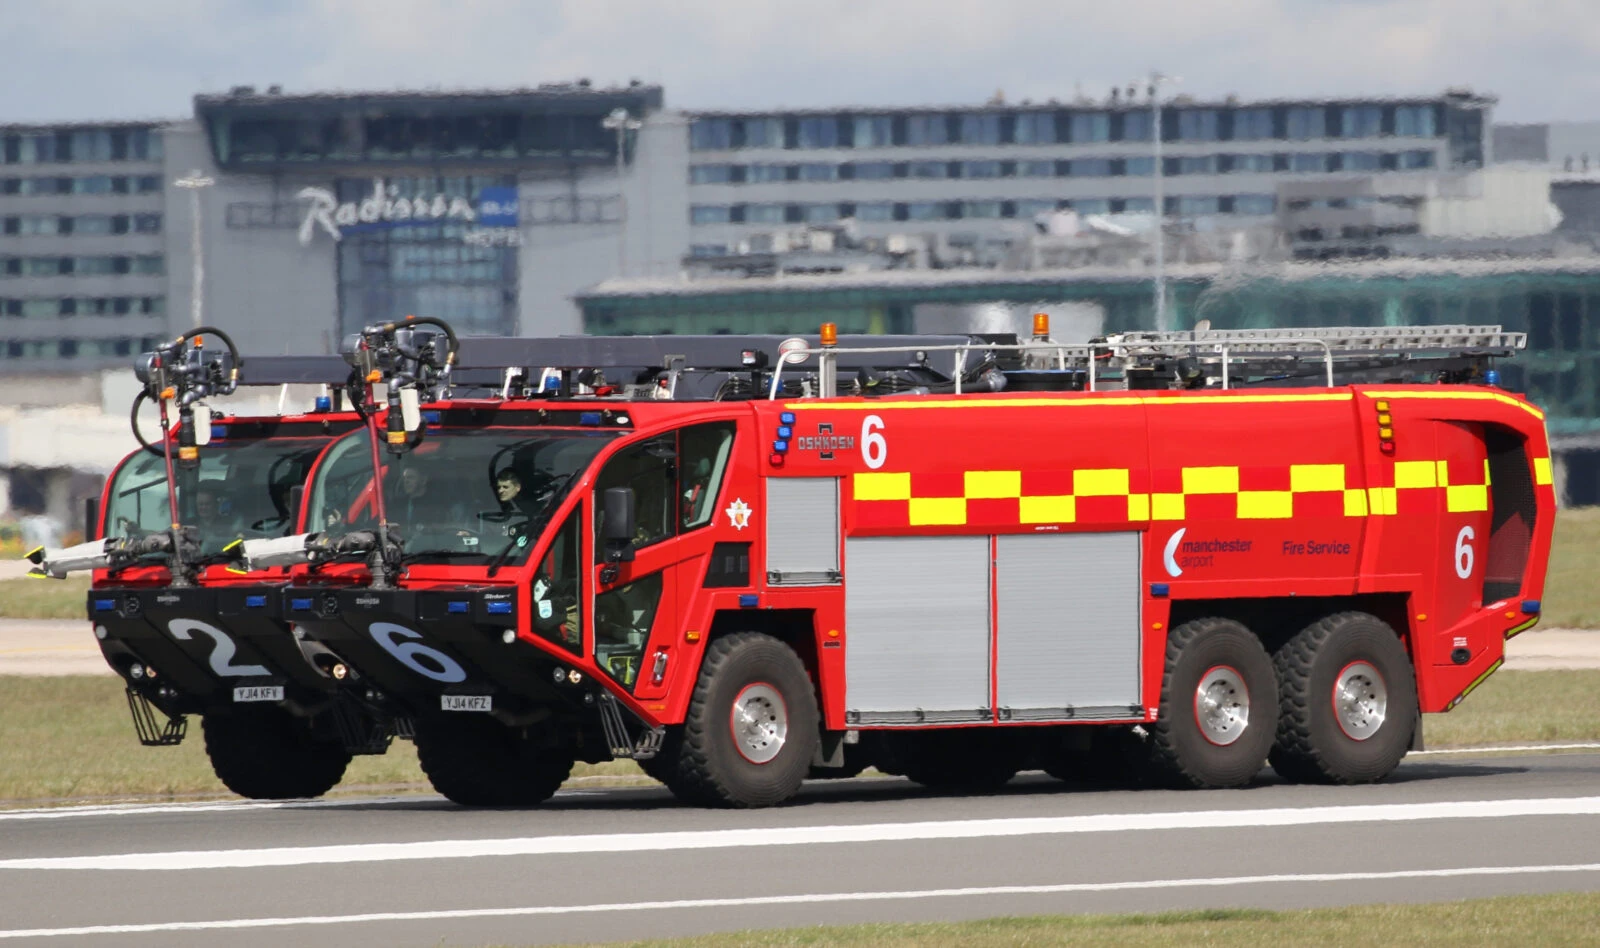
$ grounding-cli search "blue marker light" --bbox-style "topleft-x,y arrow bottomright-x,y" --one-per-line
773,440 -> 789,453
579,412 -> 602,426
486,601 -> 513,615
209,424 -> 228,440
245,595 -> 267,608
93,598 -> 116,612
290,598 -> 314,612
423,410 -> 441,425
739,594 -> 760,608
1522,599 -> 1542,615
777,426 -> 793,439
314,395 -> 332,412
1483,369 -> 1501,387
543,375 -> 561,392
447,600 -> 469,614
1149,583 -> 1170,597
780,412 -> 796,425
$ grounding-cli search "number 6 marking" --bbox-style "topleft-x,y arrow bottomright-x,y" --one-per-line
1454,525 -> 1476,579
369,622 -> 467,683
169,618 -> 270,677
862,414 -> 887,470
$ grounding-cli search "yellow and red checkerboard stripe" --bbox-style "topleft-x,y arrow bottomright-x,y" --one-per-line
851,457 -> 1542,529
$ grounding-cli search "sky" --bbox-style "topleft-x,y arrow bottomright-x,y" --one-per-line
2,0 -> 1597,124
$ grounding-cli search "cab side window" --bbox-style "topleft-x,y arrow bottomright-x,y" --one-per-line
593,434 -> 676,561
680,422 -> 737,530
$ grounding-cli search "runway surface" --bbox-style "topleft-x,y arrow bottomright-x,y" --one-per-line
1,753 -> 1598,947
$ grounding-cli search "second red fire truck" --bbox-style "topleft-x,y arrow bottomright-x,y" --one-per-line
248,319 -> 1552,808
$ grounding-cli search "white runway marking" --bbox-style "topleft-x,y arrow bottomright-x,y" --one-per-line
2,862 -> 1598,940
1412,742 -> 1600,755
3,796 -> 1597,871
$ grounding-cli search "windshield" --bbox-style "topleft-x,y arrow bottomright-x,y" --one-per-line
106,437 -> 332,558
308,427 -> 617,567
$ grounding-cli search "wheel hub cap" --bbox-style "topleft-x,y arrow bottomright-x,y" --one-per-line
1195,666 -> 1250,746
1333,661 -> 1387,741
731,683 -> 788,764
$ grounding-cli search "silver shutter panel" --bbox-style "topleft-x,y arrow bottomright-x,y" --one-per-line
765,477 -> 839,584
845,535 -> 991,720
995,531 -> 1141,717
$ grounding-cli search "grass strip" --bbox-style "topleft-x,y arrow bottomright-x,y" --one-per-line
542,893 -> 1600,948
0,575 -> 91,619
0,670 -> 1595,807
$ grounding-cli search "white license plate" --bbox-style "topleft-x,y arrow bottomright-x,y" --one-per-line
441,694 -> 492,712
233,685 -> 284,703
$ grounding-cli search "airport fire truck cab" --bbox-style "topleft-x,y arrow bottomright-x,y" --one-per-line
259,321 -> 1553,808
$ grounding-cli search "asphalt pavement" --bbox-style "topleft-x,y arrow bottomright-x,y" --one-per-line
0,753 -> 1598,947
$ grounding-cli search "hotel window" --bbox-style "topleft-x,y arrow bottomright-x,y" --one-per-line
690,119 -> 734,151
796,117 -> 840,149
1013,112 -> 1057,144
1015,199 -> 1057,217
1176,155 -> 1218,174
963,201 -> 1002,219
852,115 -> 893,148
1228,153 -> 1275,173
1400,150 -> 1436,169
1176,196 -> 1220,215
1233,108 -> 1274,140
690,205 -> 731,225
746,204 -> 785,224
1233,194 -> 1276,215
1018,160 -> 1056,177
1074,198 -> 1111,214
906,115 -> 949,146
853,161 -> 895,180
740,117 -> 784,148
962,160 -> 1003,178
1069,112 -> 1110,143
1124,156 -> 1155,176
746,164 -> 786,183
690,165 -> 736,184
802,203 -> 839,223
856,203 -> 894,221
1121,111 -> 1153,142
1068,158 -> 1113,177
909,161 -> 947,179
1291,153 -> 1330,172
1122,197 -> 1155,213
958,114 -> 1001,145
1287,107 -> 1325,140
1342,151 -> 1383,171
797,163 -> 838,182
1176,110 -> 1219,142
905,202 -> 942,220
1395,105 -> 1438,138
1341,106 -> 1383,139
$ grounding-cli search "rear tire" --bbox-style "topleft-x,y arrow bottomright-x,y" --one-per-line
1270,612 -> 1417,784
1146,617 -> 1277,789
414,714 -> 572,807
663,633 -> 818,808
202,706 -> 351,800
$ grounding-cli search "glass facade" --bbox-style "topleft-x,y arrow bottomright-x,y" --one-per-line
1,127 -> 161,164
333,176 -> 518,338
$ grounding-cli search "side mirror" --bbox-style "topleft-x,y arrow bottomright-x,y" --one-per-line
602,487 -> 637,563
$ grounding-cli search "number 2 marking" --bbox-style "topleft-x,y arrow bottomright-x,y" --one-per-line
169,618 -> 270,677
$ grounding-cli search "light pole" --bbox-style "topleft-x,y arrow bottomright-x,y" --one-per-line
174,169 -> 215,329
602,107 -> 642,278
1147,73 -> 1178,331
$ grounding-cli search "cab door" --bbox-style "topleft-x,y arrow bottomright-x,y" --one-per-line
589,422 -> 738,699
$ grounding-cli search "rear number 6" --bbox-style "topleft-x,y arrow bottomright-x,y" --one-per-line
1454,525 -> 1475,579
862,415 -> 887,469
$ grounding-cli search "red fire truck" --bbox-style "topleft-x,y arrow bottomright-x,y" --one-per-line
261,320 -> 1551,808
27,332 -> 400,798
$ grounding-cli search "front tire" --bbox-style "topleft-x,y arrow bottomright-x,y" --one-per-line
414,714 -> 573,807
202,706 -> 351,800
1270,612 -> 1417,784
1146,617 -> 1277,789
664,633 -> 818,808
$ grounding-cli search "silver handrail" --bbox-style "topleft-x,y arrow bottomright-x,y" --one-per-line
767,341 -> 1093,399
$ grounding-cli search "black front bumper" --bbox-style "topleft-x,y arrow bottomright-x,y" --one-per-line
284,585 -> 577,719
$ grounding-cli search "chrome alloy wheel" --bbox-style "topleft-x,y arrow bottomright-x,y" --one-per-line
730,683 -> 788,764
1332,661 -> 1388,741
1194,666 -> 1250,746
